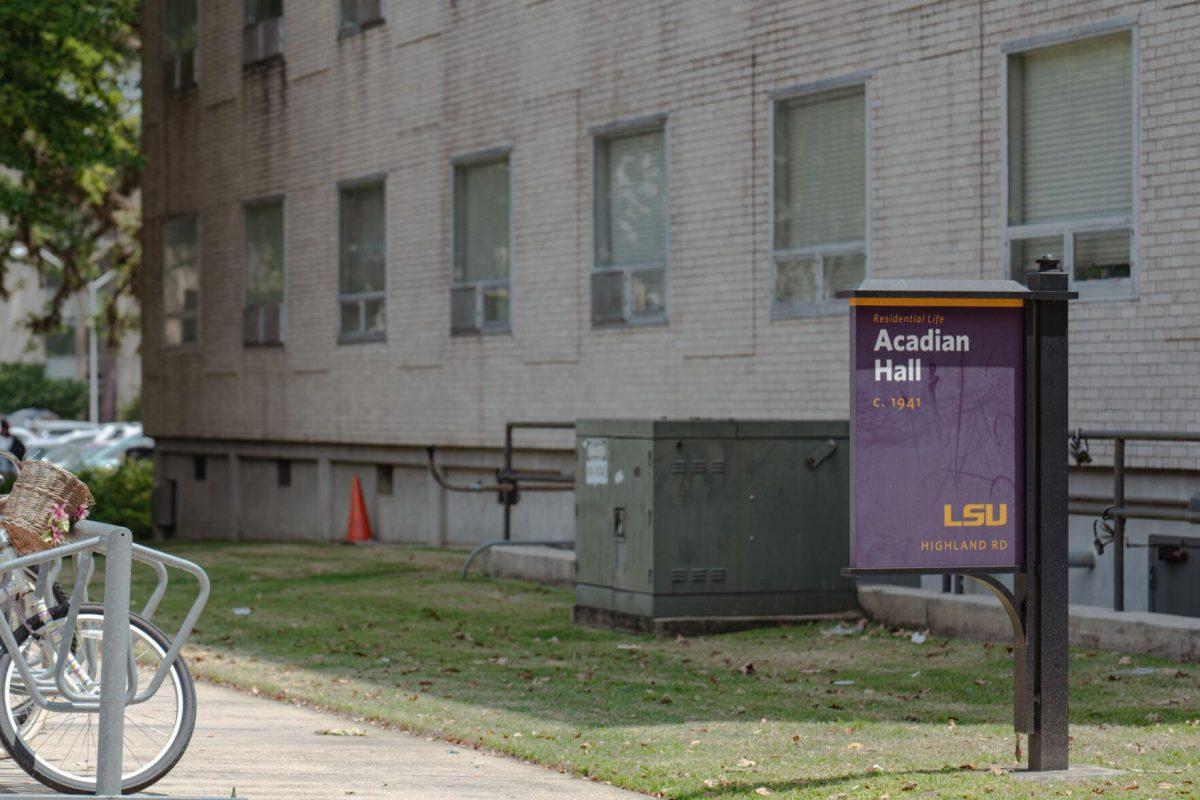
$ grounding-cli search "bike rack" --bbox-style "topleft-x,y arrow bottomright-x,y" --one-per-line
1,520 -> 225,799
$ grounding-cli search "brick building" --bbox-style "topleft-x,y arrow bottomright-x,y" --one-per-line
142,2 -> 1199,610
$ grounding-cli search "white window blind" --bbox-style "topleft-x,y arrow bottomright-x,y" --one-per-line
455,160 -> 510,283
162,215 -> 199,346
339,183 -> 386,341
244,200 -> 284,344
453,158 -> 511,334
596,130 -> 666,268
774,86 -> 865,250
1007,31 -> 1134,297
1009,33 -> 1132,225
772,85 -> 866,315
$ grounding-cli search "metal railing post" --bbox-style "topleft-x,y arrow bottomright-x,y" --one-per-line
1112,438 -> 1125,612
95,527 -> 133,797
503,424 -> 514,542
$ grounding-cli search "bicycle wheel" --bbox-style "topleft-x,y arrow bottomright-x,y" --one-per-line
0,604 -> 196,795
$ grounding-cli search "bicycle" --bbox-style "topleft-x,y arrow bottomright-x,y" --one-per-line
0,456 -> 209,794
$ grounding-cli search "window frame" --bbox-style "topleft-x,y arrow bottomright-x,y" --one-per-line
449,147 -> 514,337
336,175 -> 388,345
162,213 -> 201,349
337,0 -> 387,38
1002,18 -> 1139,301
768,73 -> 871,320
161,0 -> 199,92
242,194 -> 287,347
589,113 -> 670,328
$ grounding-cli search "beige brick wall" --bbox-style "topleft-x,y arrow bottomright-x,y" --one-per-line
142,1 -> 1200,469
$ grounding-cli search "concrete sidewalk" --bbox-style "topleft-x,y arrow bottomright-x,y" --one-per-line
0,681 -> 641,800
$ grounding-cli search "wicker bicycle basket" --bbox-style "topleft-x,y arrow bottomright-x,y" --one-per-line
0,454 -> 94,555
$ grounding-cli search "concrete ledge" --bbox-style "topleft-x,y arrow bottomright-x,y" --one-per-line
859,585 -> 1200,662
574,605 -> 859,637
484,544 -> 575,586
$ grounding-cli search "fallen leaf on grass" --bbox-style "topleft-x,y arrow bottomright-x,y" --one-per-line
848,742 -> 865,751
824,620 -> 866,636
755,788 -> 771,796
900,781 -> 918,791
316,728 -> 366,737
1122,784 -> 1138,791
737,758 -> 756,767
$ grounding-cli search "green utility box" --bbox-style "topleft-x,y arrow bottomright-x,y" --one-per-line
573,419 -> 856,633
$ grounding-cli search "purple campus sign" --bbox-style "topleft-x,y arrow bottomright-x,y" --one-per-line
850,297 -> 1025,572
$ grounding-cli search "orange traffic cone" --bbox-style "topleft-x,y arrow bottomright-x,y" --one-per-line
345,474 -> 373,544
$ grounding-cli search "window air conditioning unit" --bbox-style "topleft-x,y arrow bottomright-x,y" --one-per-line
164,49 -> 195,91
244,16 -> 284,65
358,0 -> 385,26
244,303 -> 284,345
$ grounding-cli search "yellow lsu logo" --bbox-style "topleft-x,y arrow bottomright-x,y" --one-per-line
943,503 -> 1008,528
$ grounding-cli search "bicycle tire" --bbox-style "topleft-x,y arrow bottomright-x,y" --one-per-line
0,603 -> 197,795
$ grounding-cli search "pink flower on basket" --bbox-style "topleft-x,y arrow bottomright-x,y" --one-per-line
74,505 -> 89,521
45,503 -> 72,545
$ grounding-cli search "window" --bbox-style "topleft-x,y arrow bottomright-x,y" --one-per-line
592,124 -> 667,325
244,199 -> 285,345
163,215 -> 200,346
243,0 -> 283,65
43,328 -> 76,358
339,0 -> 385,37
193,456 -> 206,481
338,182 -> 386,341
1007,31 -> 1133,297
452,156 -> 511,334
162,0 -> 197,90
277,459 -> 291,487
376,464 -> 393,496
772,84 -> 867,317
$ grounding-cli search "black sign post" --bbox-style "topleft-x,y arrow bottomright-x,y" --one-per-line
842,259 -> 1076,772
1023,256 -> 1072,770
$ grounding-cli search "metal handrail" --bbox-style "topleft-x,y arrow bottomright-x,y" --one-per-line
1067,428 -> 1200,611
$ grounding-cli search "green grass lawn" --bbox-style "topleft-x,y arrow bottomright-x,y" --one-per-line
132,542 -> 1199,799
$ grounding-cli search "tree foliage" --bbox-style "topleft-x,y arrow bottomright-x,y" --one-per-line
0,363 -> 87,420
0,1 -> 141,343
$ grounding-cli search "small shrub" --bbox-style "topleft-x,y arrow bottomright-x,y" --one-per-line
76,459 -> 154,538
0,363 -> 87,420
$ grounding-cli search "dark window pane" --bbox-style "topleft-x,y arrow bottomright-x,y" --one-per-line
1074,230 -> 1131,283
